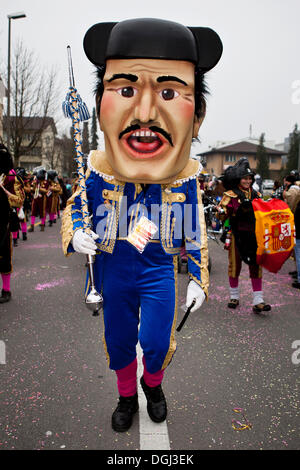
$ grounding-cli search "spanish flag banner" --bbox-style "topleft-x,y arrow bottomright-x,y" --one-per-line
252,198 -> 295,273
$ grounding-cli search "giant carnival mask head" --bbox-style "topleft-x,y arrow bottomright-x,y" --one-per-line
84,18 -> 222,183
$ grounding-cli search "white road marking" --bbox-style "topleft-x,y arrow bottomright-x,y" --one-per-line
137,343 -> 171,450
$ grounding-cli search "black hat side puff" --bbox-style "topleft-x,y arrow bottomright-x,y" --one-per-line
0,144 -> 14,175
222,157 -> 254,190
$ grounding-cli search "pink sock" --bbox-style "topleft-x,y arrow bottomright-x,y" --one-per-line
50,213 -> 55,221
1,273 -> 11,292
21,221 -> 27,233
115,358 -> 138,397
41,217 -> 46,225
229,276 -> 239,288
12,231 -> 18,240
142,356 -> 164,388
251,278 -> 262,291
31,216 -> 35,225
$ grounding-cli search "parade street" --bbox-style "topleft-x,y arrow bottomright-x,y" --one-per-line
0,219 -> 299,451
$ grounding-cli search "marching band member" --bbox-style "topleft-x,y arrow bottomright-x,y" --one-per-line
29,169 -> 49,232
0,145 -> 24,303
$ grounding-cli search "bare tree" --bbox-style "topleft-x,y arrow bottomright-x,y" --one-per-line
60,128 -> 77,177
3,41 -> 59,166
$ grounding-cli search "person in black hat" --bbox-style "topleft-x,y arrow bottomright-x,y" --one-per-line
15,167 -> 31,241
46,170 -> 62,227
62,18 -> 222,432
217,158 -> 271,313
0,145 -> 25,302
29,169 -> 49,232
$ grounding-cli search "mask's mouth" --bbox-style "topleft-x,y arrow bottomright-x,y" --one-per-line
126,129 -> 163,154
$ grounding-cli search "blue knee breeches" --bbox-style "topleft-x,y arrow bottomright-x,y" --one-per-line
99,240 -> 178,374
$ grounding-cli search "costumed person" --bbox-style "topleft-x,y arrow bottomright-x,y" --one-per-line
198,173 -> 208,192
29,169 -> 49,232
292,196 -> 300,289
218,157 -> 271,313
61,18 -> 222,432
15,167 -> 30,241
283,174 -> 300,213
46,170 -> 62,226
0,145 -> 24,302
283,174 -> 300,285
8,168 -> 24,248
58,176 -> 70,209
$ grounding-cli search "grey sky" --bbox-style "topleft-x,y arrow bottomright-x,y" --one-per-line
1,0 -> 299,155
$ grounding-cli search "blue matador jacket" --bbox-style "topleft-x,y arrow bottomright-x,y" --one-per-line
61,151 -> 209,297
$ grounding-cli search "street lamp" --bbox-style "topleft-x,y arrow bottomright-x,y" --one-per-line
6,11 -> 26,150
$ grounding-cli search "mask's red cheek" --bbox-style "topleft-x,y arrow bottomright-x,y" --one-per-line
178,101 -> 195,120
100,95 -> 117,117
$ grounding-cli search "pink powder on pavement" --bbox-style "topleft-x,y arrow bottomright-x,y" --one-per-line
35,278 -> 67,291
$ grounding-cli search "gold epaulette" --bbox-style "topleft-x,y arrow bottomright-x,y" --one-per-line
223,190 -> 238,198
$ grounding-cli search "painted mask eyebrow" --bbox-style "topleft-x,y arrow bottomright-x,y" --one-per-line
106,73 -> 138,83
156,75 -> 188,86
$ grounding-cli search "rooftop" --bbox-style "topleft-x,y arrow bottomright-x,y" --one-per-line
200,139 -> 286,156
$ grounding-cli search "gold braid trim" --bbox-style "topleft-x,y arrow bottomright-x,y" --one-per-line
196,179 -> 209,296
161,255 -> 178,370
61,204 -> 76,257
8,178 -> 25,208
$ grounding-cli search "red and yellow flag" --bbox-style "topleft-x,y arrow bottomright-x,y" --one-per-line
252,198 -> 295,273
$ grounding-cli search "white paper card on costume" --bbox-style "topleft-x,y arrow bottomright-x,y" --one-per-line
127,216 -> 158,253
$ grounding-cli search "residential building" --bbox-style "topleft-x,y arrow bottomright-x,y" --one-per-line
199,139 -> 286,180
3,116 -> 63,174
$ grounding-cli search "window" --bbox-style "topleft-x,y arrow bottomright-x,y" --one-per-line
26,147 -> 42,157
225,154 -> 236,162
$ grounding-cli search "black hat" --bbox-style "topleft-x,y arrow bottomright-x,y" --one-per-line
222,158 -> 254,190
285,174 -> 296,184
0,144 -> 13,175
16,167 -> 27,179
36,169 -> 46,180
83,18 -> 222,72
47,170 -> 57,180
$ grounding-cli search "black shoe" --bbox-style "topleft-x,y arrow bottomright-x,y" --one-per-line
292,281 -> 300,289
111,394 -> 138,432
289,270 -> 297,276
228,299 -> 239,309
253,303 -> 271,313
48,220 -> 53,227
0,289 -> 11,303
140,376 -> 167,423
292,272 -> 298,279
53,218 -> 57,223
13,239 -> 18,247
28,225 -> 34,232
22,232 -> 27,241
40,224 -> 45,232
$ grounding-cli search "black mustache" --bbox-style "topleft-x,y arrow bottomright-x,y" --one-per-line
149,126 -> 173,147
119,125 -> 173,147
119,124 -> 140,140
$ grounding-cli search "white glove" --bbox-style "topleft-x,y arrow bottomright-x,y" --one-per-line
186,280 -> 206,312
72,229 -> 98,255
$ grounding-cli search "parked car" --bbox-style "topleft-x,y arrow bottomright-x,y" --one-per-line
262,179 -> 274,190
